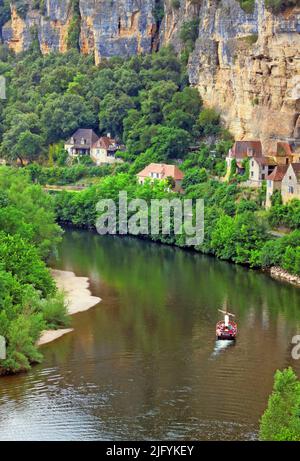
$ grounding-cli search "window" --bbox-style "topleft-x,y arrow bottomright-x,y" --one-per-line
251,161 -> 254,166
268,180 -> 272,187
251,171 -> 254,177
262,174 -> 265,180
288,186 -> 294,194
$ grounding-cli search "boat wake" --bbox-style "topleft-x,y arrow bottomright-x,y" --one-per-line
210,340 -> 235,359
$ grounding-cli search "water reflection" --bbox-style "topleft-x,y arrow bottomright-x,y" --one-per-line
0,230 -> 299,440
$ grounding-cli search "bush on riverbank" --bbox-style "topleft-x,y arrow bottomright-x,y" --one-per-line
260,367 -> 300,441
0,167 -> 68,375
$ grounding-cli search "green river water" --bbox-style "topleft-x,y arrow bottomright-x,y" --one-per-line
0,229 -> 300,440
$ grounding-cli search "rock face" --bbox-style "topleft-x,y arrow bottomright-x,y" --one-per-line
79,0 -> 157,64
1,0 -> 300,144
2,0 -> 157,62
186,0 -> 300,150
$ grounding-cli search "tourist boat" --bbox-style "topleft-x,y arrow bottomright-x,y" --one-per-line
216,309 -> 237,340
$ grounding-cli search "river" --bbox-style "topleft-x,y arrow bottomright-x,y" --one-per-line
0,229 -> 300,440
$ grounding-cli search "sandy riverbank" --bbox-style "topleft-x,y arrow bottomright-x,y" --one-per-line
37,270 -> 101,346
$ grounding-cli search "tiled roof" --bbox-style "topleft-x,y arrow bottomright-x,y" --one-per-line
254,156 -> 277,166
291,163 -> 300,180
66,129 -> 98,148
267,165 -> 289,181
137,163 -> 184,180
92,136 -> 118,150
230,140 -> 262,159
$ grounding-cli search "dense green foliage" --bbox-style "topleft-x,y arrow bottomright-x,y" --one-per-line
268,199 -> 300,230
0,0 -> 10,29
26,163 -> 113,185
259,230 -> 300,275
260,368 -> 300,441
0,46 -> 213,165
0,168 -> 67,374
67,0 -> 81,50
239,0 -> 299,13
238,0 -> 255,13
265,0 -> 300,12
179,18 -> 199,62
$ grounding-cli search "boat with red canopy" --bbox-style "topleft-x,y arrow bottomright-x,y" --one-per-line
216,309 -> 237,340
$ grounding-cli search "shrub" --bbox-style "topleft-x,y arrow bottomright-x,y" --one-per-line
265,0 -> 299,12
197,108 -> 221,137
182,167 -> 208,188
238,0 -> 255,13
40,291 -> 70,329
260,368 -> 300,441
171,0 -> 181,8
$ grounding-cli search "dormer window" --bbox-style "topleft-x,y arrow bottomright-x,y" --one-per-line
80,138 -> 85,145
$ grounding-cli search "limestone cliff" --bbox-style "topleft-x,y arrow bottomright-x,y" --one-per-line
1,0 -> 300,145
186,0 -> 300,149
1,0 -> 157,62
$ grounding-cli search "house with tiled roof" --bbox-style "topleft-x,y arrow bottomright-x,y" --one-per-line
90,134 -> 124,165
281,163 -> 300,204
266,141 -> 294,166
266,165 -> 289,208
137,163 -> 184,192
226,140 -> 263,176
249,156 -> 277,186
64,129 -> 99,157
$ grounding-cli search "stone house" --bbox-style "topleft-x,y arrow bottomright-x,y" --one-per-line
137,163 -> 184,192
249,156 -> 277,186
225,140 -> 262,176
281,163 -> 300,204
266,165 -> 289,208
64,129 -> 99,157
65,129 -> 124,165
267,141 -> 293,166
90,134 -> 124,165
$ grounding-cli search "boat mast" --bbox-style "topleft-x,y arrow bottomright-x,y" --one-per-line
218,308 -> 235,327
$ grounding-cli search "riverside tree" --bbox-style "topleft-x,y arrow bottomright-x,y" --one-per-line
0,167 -> 68,375
259,367 -> 300,441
